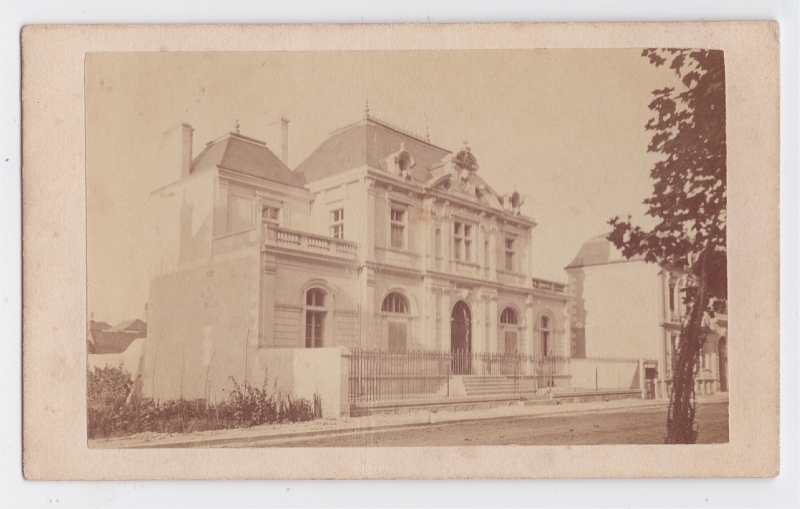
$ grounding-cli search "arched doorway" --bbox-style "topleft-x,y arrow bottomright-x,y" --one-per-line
718,336 -> 728,392
451,300 -> 472,374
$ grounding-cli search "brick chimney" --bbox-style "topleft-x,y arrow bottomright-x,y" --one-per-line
181,123 -> 194,179
280,117 -> 289,166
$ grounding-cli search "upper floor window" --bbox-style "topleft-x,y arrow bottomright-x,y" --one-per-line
505,236 -> 516,272
500,307 -> 518,325
331,209 -> 344,239
381,292 -> 409,314
454,221 -> 473,262
390,208 -> 406,249
669,283 -> 676,313
262,206 -> 280,225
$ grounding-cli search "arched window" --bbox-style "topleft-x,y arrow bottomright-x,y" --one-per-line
500,307 -> 519,354
381,292 -> 409,313
305,288 -> 327,348
382,292 -> 410,352
540,315 -> 552,357
500,307 -> 518,325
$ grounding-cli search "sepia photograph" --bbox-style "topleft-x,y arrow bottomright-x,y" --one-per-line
85,48 -> 729,449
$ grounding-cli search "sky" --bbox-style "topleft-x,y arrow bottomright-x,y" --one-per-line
86,50 -> 683,324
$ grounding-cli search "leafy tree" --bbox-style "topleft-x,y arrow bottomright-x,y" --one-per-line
608,49 -> 727,444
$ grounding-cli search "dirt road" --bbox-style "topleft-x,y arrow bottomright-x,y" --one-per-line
229,401 -> 728,447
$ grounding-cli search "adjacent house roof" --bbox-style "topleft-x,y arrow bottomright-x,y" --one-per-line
190,133 -> 305,188
294,116 -> 451,184
89,320 -> 112,332
566,234 -> 645,269
112,318 -> 148,332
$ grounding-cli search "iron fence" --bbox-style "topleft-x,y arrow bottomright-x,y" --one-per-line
347,349 -> 452,402
346,349 -> 651,403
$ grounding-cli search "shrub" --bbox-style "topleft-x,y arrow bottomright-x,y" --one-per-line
87,365 -> 134,439
87,368 -> 321,439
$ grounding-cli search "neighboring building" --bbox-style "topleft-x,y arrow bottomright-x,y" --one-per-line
140,111 -> 569,402
565,234 -> 728,399
87,320 -> 111,354
90,318 -> 148,355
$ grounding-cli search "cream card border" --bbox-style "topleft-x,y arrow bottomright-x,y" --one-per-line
21,22 -> 779,480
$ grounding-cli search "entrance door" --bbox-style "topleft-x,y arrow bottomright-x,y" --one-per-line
451,300 -> 472,374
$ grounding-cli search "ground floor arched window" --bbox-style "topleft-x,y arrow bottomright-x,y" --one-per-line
500,306 -> 519,353
382,292 -> 410,352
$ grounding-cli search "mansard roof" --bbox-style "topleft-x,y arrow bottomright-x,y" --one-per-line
294,115 -> 451,184
566,234 -> 646,269
190,132 -> 305,188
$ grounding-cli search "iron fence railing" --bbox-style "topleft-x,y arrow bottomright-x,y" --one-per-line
347,349 -> 451,402
345,349 -> 651,403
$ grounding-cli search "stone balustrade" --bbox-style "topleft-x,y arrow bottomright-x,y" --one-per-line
264,224 -> 358,260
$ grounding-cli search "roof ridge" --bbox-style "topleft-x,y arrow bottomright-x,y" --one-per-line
206,131 -> 267,147
325,114 -> 451,154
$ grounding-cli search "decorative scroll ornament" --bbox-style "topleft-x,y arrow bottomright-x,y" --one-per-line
453,141 -> 479,173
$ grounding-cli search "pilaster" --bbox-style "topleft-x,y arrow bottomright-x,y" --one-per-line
259,255 -> 277,348
487,293 -> 498,353
440,290 -> 451,352
525,295 -> 535,356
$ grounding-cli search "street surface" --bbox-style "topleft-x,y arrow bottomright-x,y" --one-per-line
231,401 -> 728,447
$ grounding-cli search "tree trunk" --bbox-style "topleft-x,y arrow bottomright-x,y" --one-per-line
665,251 -> 711,444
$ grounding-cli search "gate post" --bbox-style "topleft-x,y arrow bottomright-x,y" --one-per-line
639,358 -> 645,399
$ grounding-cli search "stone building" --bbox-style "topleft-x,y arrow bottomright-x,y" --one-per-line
138,111 -> 569,405
565,234 -> 728,399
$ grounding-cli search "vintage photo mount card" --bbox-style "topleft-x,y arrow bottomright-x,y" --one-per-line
22,22 -> 779,480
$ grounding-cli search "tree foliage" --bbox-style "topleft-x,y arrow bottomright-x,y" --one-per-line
608,49 -> 727,443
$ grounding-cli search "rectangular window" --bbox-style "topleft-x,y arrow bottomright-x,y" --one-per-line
262,206 -> 280,224
505,236 -> 516,272
669,283 -> 676,312
435,228 -> 442,258
331,209 -> 344,239
464,225 -> 472,262
453,221 -> 473,262
390,208 -> 406,249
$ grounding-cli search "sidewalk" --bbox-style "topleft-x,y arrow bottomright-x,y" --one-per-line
89,394 -> 725,449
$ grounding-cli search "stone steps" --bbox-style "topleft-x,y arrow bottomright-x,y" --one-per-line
461,375 -> 520,397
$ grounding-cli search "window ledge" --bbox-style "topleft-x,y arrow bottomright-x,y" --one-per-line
383,246 -> 420,257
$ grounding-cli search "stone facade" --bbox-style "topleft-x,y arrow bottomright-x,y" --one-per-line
139,114 -> 569,403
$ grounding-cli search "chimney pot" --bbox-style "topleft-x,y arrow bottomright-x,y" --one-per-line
181,123 -> 194,179
280,117 -> 289,166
